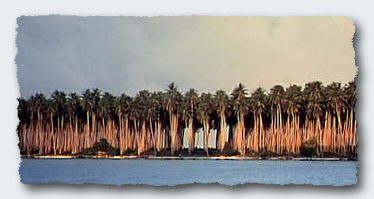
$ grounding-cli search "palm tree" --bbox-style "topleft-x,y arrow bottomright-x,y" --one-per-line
51,90 -> 68,154
165,83 -> 183,155
17,81 -> 357,158
284,85 -> 303,154
214,90 -> 230,151
302,81 -> 325,156
325,83 -> 345,134
66,92 -> 80,154
115,93 -> 131,154
303,81 -> 325,122
231,83 -> 249,155
129,95 -> 141,154
17,98 -> 30,154
269,85 -> 285,154
147,92 -> 161,154
197,92 -> 215,156
343,81 -> 357,154
98,92 -> 116,147
80,89 -> 93,149
248,87 -> 267,153
133,90 -> 150,155
183,89 -> 199,155
29,93 -> 48,155
91,88 -> 102,139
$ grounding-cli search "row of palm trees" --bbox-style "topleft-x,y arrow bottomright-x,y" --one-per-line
17,81 -> 357,157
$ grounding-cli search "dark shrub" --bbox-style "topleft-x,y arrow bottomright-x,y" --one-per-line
81,138 -> 120,155
222,143 -> 240,156
300,138 -> 318,157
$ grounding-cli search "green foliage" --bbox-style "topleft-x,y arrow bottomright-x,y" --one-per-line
300,138 -> 318,157
18,80 -> 357,157
82,138 -> 119,156
221,143 -> 240,156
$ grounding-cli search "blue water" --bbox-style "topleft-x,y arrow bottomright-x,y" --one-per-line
19,159 -> 357,186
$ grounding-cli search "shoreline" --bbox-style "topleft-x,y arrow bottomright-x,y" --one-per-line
21,155 -> 356,161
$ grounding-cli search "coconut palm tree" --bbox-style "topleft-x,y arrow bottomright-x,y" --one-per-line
29,93 -> 48,155
80,89 -> 93,148
214,90 -> 230,152
284,85 -> 303,154
231,83 -> 249,155
98,92 -> 116,148
17,81 -> 357,158
51,90 -> 68,154
302,81 -> 325,156
165,83 -> 183,155
325,82 -> 345,134
132,90 -> 149,155
183,89 -> 199,155
269,85 -> 285,154
115,93 -> 132,154
17,97 -> 30,154
66,92 -> 80,154
303,81 -> 325,122
248,87 -> 267,153
197,92 -> 215,156
343,81 -> 357,154
151,91 -> 168,152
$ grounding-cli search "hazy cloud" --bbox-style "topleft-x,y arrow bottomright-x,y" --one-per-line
16,16 -> 357,97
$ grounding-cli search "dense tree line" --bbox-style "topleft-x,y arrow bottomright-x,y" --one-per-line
17,81 -> 357,157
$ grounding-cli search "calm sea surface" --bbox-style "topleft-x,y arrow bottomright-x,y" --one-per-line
19,159 -> 357,186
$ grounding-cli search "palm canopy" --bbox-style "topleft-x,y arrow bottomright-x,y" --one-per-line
231,83 -> 249,117
65,93 -> 77,118
80,89 -> 94,113
114,93 -> 131,118
18,81 -> 357,157
303,81 -> 325,120
18,98 -> 30,123
151,91 -> 166,121
284,85 -> 303,116
133,90 -> 152,121
197,92 -> 215,123
98,92 -> 116,120
343,81 -> 356,109
165,83 -> 183,115
182,89 -> 199,121
325,82 -> 345,114
29,93 -> 48,119
249,87 -> 267,115
269,85 -> 285,112
215,89 -> 230,117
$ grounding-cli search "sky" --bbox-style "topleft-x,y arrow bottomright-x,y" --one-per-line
16,16 -> 357,97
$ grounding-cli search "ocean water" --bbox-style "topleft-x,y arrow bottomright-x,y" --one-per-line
19,159 -> 357,186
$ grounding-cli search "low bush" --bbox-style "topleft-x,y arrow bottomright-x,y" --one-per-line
300,138 -> 318,157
